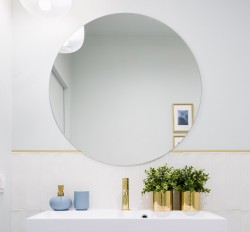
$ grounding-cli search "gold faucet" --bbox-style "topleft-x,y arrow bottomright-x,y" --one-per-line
122,178 -> 129,210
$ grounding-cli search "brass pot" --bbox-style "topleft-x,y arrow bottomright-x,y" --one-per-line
181,191 -> 200,211
153,191 -> 173,211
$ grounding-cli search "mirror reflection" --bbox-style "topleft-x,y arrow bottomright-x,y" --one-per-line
50,13 -> 201,166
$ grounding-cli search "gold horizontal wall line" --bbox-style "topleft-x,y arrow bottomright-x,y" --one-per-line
12,150 -> 81,153
172,150 -> 250,153
12,149 -> 250,153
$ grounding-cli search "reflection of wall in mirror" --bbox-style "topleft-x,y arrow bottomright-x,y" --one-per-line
52,54 -> 74,139
49,18 -> 201,165
49,71 -> 65,133
70,37 -> 200,164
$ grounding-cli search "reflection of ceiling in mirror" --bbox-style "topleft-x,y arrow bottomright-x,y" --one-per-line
85,14 -> 178,37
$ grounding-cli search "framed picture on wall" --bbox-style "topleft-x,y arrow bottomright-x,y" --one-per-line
173,135 -> 185,147
172,104 -> 194,132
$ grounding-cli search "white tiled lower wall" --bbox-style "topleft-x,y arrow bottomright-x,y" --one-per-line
11,152 -> 250,232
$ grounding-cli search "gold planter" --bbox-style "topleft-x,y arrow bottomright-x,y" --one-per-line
153,191 -> 173,211
181,191 -> 200,211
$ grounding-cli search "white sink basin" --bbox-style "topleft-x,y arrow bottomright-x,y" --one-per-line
26,210 -> 227,232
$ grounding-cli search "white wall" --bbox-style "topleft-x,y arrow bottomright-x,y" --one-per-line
0,0 -> 12,232
12,0 -> 250,150
11,1 -> 250,232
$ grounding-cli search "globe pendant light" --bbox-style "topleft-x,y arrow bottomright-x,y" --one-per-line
19,0 -> 72,17
59,26 -> 85,54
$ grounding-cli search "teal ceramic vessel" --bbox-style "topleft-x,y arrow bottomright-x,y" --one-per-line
49,185 -> 72,211
49,196 -> 72,211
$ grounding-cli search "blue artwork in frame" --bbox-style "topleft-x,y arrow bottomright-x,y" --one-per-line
178,110 -> 188,125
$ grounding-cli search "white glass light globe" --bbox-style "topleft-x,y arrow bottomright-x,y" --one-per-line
20,0 -> 72,17
60,26 -> 85,54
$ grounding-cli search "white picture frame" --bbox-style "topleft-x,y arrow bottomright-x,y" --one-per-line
173,135 -> 185,147
172,104 -> 194,132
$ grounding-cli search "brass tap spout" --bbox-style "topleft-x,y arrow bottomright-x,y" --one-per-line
122,178 -> 129,210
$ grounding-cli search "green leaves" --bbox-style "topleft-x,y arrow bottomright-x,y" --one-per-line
174,166 -> 210,193
142,164 -> 177,194
142,164 -> 210,195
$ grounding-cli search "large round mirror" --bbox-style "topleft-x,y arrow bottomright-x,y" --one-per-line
49,13 -> 201,166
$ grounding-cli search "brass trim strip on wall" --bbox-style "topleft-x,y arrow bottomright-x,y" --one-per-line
11,149 -> 250,153
12,150 -> 81,152
172,150 -> 250,153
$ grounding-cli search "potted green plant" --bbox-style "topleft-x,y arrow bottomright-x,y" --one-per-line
142,164 -> 178,211
174,166 -> 210,211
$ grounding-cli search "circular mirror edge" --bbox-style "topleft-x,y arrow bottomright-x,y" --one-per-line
48,12 -> 203,167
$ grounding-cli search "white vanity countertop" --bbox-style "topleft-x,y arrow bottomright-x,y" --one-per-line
27,209 -> 224,220
26,209 -> 227,232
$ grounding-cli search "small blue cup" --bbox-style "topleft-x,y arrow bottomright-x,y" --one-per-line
74,191 -> 89,210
